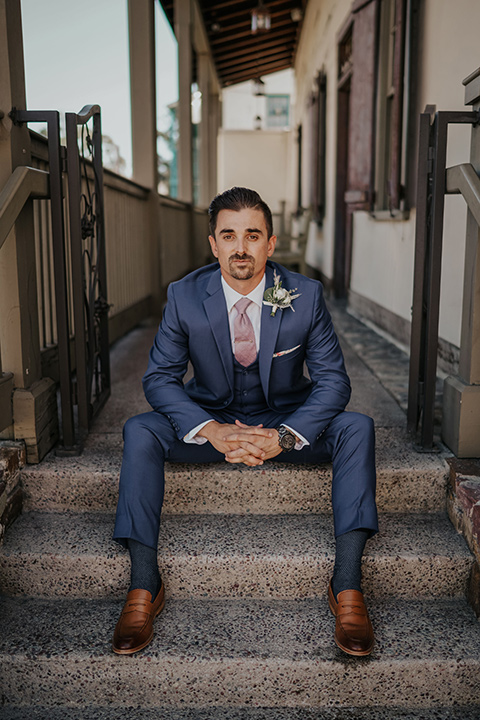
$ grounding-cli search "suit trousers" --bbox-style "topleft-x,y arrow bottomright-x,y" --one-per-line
113,409 -> 378,550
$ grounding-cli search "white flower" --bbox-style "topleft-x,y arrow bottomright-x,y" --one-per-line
263,270 -> 301,317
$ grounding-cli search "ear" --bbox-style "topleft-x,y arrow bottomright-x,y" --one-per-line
267,235 -> 277,257
208,235 -> 218,258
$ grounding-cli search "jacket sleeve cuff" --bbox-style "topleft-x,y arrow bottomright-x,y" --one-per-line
184,419 -> 215,444
282,424 -> 310,450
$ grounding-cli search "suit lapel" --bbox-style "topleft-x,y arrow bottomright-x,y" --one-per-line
203,269 -> 234,391
259,263 -> 282,398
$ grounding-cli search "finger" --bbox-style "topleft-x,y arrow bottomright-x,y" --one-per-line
226,453 -> 263,466
228,428 -> 273,441
226,444 -> 264,460
237,440 -> 267,458
235,419 -> 263,428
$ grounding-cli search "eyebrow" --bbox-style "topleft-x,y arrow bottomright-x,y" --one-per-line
218,227 -> 264,235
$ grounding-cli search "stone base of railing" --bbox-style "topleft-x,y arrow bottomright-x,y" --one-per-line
447,457 -> 480,616
0,441 -> 25,545
12,377 -> 58,463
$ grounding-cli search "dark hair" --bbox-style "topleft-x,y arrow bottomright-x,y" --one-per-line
208,187 -> 273,239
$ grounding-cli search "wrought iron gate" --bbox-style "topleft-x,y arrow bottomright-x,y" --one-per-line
11,105 -> 110,453
66,106 -> 110,440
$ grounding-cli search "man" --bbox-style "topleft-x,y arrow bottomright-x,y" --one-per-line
112,187 -> 378,657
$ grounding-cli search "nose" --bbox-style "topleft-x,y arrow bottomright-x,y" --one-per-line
235,237 -> 247,254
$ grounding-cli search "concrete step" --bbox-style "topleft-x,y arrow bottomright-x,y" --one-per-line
3,710 -> 480,720
1,595 -> 479,709
21,427 -> 448,515
0,511 -> 472,599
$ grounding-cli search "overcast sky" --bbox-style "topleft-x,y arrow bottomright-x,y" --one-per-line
21,0 -> 179,177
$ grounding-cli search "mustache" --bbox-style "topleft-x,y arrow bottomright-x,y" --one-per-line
229,253 -> 254,262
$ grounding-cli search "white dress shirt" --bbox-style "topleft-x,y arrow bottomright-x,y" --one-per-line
184,274 -> 308,449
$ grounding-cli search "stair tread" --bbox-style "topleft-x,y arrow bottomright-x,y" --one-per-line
0,511 -> 472,599
2,709 -> 480,720
24,425 -> 448,476
1,510 -> 470,559
22,427 -> 448,514
1,595 -> 479,708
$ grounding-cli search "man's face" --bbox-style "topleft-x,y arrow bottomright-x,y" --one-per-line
208,207 -> 276,293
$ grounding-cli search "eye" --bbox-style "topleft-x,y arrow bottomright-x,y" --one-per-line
247,235 -> 259,241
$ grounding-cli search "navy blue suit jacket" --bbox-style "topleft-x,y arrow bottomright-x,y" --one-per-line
143,260 -> 351,446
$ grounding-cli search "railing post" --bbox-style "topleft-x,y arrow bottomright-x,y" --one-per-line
443,69 -> 480,457
0,0 -> 58,461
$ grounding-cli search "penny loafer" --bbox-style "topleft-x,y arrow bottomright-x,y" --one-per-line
113,583 -> 165,655
328,580 -> 374,656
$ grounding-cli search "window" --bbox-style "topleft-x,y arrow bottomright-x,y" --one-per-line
266,95 -> 290,128
374,0 -> 408,212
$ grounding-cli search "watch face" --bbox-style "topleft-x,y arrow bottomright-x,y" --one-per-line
279,427 -> 295,451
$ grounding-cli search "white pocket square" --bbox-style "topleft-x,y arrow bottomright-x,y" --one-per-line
272,344 -> 301,358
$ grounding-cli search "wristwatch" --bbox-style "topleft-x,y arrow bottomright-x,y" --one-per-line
276,425 -> 296,452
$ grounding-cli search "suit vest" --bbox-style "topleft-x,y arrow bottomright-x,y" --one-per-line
229,354 -> 269,420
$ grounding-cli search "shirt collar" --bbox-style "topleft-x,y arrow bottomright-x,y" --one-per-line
221,274 -> 266,313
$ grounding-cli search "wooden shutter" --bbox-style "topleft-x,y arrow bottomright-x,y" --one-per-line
388,0 -> 407,210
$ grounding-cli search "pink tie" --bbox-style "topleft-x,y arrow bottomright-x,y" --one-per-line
234,298 -> 257,366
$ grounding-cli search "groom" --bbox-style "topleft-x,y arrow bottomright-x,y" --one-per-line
112,187 -> 378,657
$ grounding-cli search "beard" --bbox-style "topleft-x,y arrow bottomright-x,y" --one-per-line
228,253 -> 256,280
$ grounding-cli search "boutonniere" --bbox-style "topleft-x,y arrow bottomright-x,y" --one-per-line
263,270 -> 301,317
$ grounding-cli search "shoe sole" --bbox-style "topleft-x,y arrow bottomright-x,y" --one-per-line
112,594 -> 166,655
328,595 -> 374,657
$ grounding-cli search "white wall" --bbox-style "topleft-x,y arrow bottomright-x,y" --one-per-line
217,129 -> 293,219
414,0 -> 479,346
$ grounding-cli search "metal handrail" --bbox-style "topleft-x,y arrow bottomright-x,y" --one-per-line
407,109 -> 479,449
0,166 -> 49,250
445,163 -> 480,226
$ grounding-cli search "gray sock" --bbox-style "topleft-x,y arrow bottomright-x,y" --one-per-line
332,529 -> 369,599
127,538 -> 162,599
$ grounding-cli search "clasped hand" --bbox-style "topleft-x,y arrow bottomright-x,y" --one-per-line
197,419 -> 283,466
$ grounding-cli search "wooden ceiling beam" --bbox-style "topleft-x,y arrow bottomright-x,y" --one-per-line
211,34 -> 293,60
221,58 -> 292,82
204,4 -> 297,27
217,49 -> 291,72
222,62 -> 292,86
210,17 -> 293,45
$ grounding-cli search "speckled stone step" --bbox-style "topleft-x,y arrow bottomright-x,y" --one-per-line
21,427 -> 448,515
0,511 -> 472,599
3,710 -> 480,720
1,595 -> 479,709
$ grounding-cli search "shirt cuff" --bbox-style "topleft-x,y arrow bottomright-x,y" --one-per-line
282,424 -> 310,450
183,419 -> 215,444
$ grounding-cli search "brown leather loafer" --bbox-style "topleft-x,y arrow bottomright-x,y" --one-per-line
328,580 -> 374,656
112,583 -> 165,655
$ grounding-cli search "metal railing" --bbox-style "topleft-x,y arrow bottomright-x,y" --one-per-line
407,106 -> 480,448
